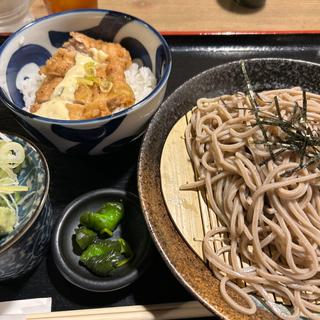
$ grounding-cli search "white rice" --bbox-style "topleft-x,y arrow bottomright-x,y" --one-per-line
18,62 -> 156,112
16,63 -> 45,109
124,63 -> 157,102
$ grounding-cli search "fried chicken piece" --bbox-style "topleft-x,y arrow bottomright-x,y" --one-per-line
95,59 -> 126,83
65,32 -> 131,69
40,48 -> 76,77
35,76 -> 63,104
105,60 -> 126,82
100,43 -> 131,69
95,64 -> 107,79
89,80 -> 134,112
107,81 -> 135,111
33,32 -> 136,121
30,103 -> 41,113
74,84 -> 93,104
68,96 -> 113,120
82,100 -> 111,119
66,103 -> 85,120
70,79 -> 134,120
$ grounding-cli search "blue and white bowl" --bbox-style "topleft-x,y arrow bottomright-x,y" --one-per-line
0,133 -> 52,281
0,10 -> 172,155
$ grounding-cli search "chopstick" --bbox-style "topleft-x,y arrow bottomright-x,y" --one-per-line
26,300 -> 214,320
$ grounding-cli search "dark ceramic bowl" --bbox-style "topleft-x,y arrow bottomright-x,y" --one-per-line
52,188 -> 153,292
0,133 -> 52,281
138,58 -> 320,319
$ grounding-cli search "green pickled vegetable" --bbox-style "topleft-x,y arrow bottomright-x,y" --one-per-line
80,201 -> 124,236
73,200 -> 134,277
75,226 -> 97,250
80,239 -> 122,263
80,238 -> 133,276
82,251 -> 124,276
118,238 -> 133,262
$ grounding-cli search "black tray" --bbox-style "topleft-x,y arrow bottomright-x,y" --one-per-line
0,34 -> 320,315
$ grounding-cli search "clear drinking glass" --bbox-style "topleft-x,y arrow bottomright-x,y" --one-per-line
234,0 -> 265,8
0,0 -> 34,32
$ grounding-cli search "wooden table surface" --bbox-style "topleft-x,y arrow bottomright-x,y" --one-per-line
30,0 -> 320,35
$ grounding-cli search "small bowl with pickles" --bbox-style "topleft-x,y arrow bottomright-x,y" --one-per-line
52,188 -> 152,292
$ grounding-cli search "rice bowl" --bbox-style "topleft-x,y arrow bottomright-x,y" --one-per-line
0,9 -> 171,154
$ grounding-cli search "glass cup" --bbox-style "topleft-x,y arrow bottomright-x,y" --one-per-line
234,0 -> 265,8
0,0 -> 34,32
44,0 -> 98,13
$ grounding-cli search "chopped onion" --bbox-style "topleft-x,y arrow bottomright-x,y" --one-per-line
0,134 -> 28,236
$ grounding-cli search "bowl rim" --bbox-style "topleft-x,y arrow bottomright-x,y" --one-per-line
52,187 -> 153,292
0,132 -> 50,254
0,8 -> 172,125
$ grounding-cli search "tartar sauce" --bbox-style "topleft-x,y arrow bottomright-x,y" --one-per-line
34,53 -> 96,120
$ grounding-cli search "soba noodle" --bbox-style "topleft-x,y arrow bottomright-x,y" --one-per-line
183,88 -> 320,320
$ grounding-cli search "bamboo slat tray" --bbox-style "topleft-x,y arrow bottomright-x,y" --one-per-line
160,113 -> 210,261
160,113 -> 236,268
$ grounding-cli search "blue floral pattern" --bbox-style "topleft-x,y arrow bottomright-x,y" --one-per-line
0,135 -> 52,281
6,45 -> 51,108
0,202 -> 52,280
51,115 -> 125,154
120,38 -> 152,70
